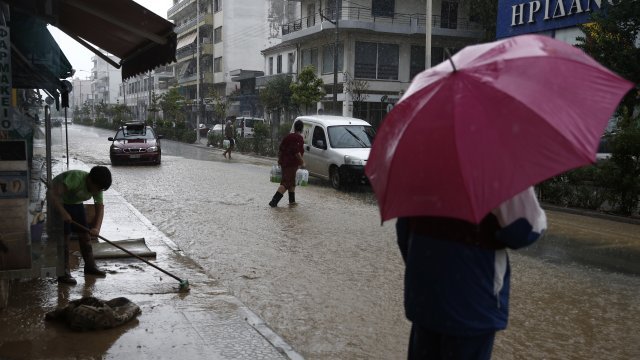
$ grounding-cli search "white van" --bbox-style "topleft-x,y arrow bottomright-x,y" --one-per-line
292,115 -> 375,189
235,117 -> 266,138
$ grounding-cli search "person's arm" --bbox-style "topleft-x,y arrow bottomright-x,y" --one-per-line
296,152 -> 305,168
492,187 -> 547,249
47,181 -> 72,223
91,204 -> 104,236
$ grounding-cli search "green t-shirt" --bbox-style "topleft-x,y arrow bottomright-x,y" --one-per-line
52,170 -> 104,205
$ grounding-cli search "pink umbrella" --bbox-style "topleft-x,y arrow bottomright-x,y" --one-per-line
365,34 -> 634,224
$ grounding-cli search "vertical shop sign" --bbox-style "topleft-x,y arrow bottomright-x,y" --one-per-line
0,25 -> 11,130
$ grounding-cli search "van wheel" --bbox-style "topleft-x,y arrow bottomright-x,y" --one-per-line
330,166 -> 342,190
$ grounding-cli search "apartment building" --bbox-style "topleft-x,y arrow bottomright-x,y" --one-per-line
116,65 -> 175,122
69,77 -> 92,118
167,0 -> 296,124
90,55 -> 121,107
260,0 -> 485,127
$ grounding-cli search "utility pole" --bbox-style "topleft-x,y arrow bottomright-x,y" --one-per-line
320,0 -> 340,115
333,0 -> 339,115
426,0 -> 432,69
148,71 -> 152,125
196,0 -> 201,142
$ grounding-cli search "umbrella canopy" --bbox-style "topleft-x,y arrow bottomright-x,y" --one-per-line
365,34 -> 634,224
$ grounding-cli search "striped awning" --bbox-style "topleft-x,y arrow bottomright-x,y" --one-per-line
176,32 -> 197,50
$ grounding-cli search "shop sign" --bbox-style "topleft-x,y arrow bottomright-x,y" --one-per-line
0,26 -> 11,130
496,0 -> 620,38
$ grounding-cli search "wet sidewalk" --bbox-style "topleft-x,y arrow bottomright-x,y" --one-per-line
0,164 -> 302,359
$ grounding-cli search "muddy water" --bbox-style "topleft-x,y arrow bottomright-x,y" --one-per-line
55,125 -> 640,359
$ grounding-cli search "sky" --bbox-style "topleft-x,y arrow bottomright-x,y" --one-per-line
48,0 -> 173,78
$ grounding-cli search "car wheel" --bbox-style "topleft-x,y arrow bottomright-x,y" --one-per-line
155,155 -> 161,165
330,166 -> 342,190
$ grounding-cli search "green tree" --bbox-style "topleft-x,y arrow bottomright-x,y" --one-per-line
468,0 -> 499,41
260,75 -> 294,140
94,100 -> 109,121
574,2 -> 640,215
576,1 -> 640,112
290,65 -> 325,115
208,88 -> 228,124
148,90 -> 162,126
111,102 -> 131,128
160,88 -> 186,126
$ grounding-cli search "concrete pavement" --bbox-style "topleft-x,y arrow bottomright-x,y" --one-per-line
0,157 -> 302,360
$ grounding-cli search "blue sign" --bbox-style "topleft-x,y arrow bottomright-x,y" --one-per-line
496,0 -> 611,38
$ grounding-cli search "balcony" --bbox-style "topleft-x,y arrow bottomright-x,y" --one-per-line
256,73 -> 297,88
174,13 -> 213,34
167,0 -> 195,19
281,7 -> 483,39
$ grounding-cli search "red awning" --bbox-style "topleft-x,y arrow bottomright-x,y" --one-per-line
6,0 -> 177,80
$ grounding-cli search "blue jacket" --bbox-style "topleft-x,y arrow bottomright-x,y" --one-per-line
396,188 -> 546,336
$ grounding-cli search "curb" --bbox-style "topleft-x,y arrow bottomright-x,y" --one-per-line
112,188 -> 303,359
542,203 -> 640,225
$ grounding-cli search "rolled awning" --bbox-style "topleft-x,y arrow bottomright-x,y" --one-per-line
6,0 -> 177,80
10,10 -> 73,93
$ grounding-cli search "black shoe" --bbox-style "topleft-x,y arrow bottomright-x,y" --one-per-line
84,266 -> 106,277
57,274 -> 77,285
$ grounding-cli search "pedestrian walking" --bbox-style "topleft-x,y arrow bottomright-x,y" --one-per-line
396,187 -> 546,359
222,119 -> 235,159
269,120 -> 305,207
47,166 -> 112,285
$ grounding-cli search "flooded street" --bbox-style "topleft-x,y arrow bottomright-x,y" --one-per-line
52,125 -> 640,359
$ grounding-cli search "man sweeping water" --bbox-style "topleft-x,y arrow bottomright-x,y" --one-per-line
47,166 -> 112,285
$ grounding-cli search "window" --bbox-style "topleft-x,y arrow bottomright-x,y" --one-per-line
327,125 -> 375,149
377,44 -> 399,79
312,126 -> 327,149
410,45 -> 425,80
354,42 -> 377,79
372,0 -> 395,17
441,0 -> 458,29
268,57 -> 274,75
277,55 -> 282,74
301,48 -> 319,72
322,42 -> 344,74
214,57 -> 222,73
214,27 -> 222,43
213,0 -> 222,12
288,52 -> 295,73
307,3 -> 315,27
354,42 -> 399,80
432,47 -> 445,65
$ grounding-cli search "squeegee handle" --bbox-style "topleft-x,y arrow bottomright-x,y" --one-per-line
71,220 -> 183,283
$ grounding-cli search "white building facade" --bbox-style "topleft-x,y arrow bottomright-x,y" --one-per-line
260,0 -> 485,127
167,0 -> 295,124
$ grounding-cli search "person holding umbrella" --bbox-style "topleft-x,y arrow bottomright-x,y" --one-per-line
395,188 -> 546,359
364,35 -> 634,359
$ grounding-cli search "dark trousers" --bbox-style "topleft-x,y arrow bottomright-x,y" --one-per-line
62,204 -> 89,235
408,323 -> 496,360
